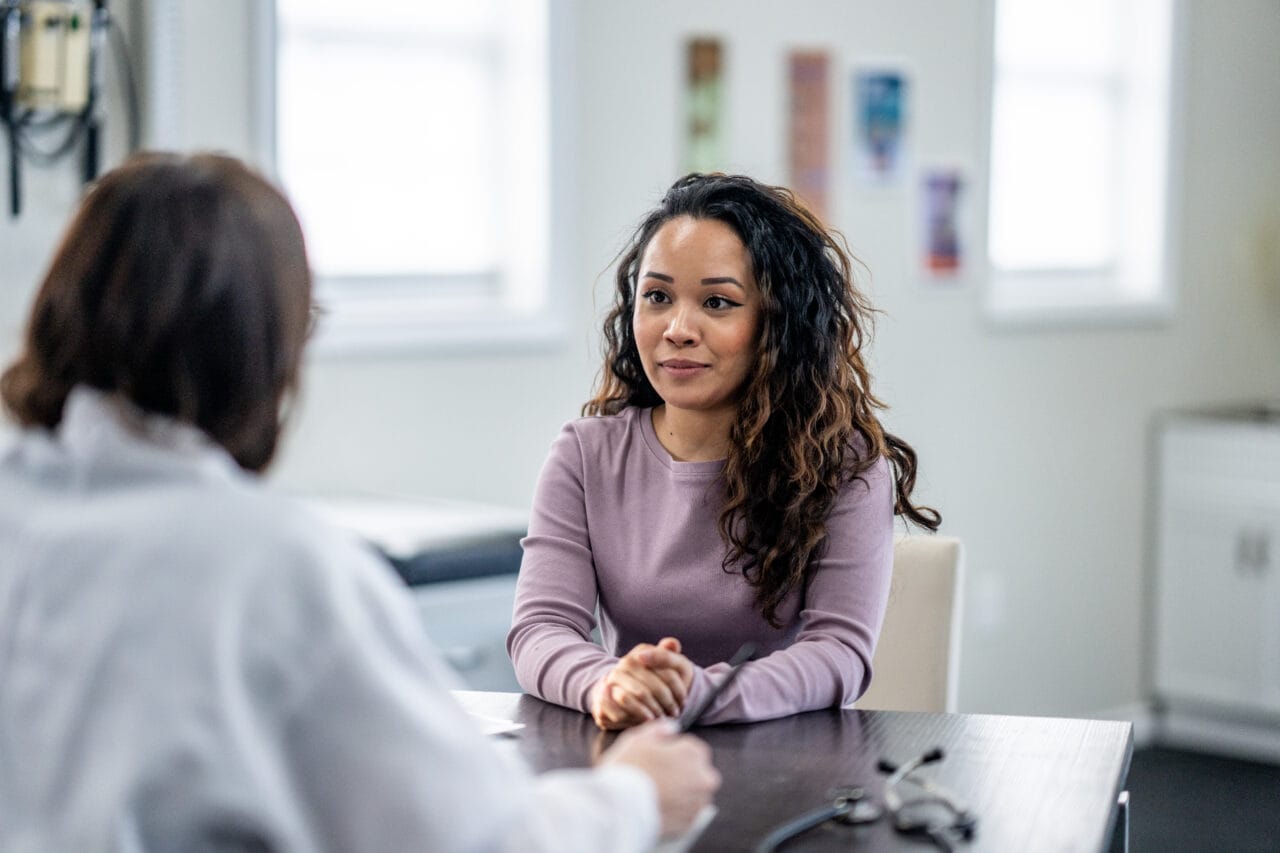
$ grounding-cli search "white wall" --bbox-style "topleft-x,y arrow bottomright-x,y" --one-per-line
1,0 -> 1278,718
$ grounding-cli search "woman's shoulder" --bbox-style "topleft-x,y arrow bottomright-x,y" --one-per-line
544,407 -> 654,479
564,405 -> 643,431
839,437 -> 893,493
556,407 -> 647,450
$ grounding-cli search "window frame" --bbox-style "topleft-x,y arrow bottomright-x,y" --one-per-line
253,0 -> 571,354
980,0 -> 1187,329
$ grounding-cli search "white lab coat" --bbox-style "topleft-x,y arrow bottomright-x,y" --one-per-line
0,387 -> 657,852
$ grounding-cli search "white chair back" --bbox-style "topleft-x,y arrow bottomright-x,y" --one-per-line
853,535 -> 964,713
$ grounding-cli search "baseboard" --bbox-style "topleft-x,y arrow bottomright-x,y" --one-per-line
1155,706 -> 1280,765
1090,700 -> 1280,765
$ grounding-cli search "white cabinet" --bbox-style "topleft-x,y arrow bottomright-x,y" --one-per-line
1153,415 -> 1280,717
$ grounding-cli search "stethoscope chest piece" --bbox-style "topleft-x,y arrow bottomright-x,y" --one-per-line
828,786 -> 884,825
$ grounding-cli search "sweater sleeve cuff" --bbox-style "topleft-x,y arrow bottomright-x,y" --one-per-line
575,657 -> 621,714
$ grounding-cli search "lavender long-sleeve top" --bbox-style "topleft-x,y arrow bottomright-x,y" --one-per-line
507,407 -> 894,725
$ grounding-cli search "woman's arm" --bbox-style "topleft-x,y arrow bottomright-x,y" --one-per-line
506,423 -> 619,712
679,457 -> 896,725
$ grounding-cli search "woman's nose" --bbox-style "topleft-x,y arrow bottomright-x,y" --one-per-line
663,308 -> 698,346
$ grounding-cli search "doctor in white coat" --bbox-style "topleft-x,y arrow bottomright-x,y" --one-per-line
0,152 -> 719,852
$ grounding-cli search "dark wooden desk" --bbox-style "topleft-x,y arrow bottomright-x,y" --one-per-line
456,692 -> 1132,852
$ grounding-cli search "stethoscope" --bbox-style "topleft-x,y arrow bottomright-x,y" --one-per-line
754,746 -> 977,852
753,784 -> 883,852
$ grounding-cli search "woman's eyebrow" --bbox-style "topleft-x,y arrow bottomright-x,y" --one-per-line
701,276 -> 743,288
640,271 -> 745,289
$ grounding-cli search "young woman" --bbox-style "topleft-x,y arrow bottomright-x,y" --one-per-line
508,173 -> 939,730
0,153 -> 718,850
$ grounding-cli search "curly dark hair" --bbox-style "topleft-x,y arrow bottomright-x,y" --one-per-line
0,152 -> 312,472
585,173 -> 940,626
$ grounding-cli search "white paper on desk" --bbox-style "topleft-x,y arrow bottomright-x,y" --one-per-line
453,691 -> 526,736
652,805 -> 716,853
471,714 -> 525,737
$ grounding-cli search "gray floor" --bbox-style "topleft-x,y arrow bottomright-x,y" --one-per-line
1126,746 -> 1280,852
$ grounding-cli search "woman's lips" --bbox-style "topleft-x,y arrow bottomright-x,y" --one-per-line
659,359 -> 709,377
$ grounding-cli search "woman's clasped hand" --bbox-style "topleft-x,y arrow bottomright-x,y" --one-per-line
591,637 -> 694,730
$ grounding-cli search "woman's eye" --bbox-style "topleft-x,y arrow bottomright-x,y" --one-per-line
642,290 -> 670,304
704,295 -> 738,310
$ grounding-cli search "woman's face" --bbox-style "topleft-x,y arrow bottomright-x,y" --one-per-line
633,216 -> 762,419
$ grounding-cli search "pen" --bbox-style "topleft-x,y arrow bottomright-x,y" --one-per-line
678,641 -> 756,732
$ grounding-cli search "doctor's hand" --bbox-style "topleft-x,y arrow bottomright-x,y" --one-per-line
591,637 -> 694,730
601,719 -> 720,838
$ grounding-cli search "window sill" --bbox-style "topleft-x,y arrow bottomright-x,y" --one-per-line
307,301 -> 569,357
984,273 -> 1175,331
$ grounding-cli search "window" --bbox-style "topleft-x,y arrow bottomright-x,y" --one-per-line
267,0 -> 559,351
985,0 -> 1179,324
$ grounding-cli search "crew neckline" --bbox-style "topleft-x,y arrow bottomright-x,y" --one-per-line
636,407 -> 726,476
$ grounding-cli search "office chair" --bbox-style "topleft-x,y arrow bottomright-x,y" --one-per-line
853,535 -> 964,713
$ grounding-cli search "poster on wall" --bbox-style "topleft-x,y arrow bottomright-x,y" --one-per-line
787,50 -> 831,221
919,166 -> 965,281
851,67 -> 909,186
684,37 -> 725,174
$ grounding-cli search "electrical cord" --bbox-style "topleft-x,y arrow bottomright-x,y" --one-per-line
1,0 -> 139,215
16,110 -> 88,163
106,11 -> 138,153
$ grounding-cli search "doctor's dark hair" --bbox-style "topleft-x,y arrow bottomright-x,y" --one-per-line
585,173 -> 940,626
0,152 -> 312,472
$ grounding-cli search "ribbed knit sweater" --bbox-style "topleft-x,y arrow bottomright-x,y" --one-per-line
507,406 -> 894,725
